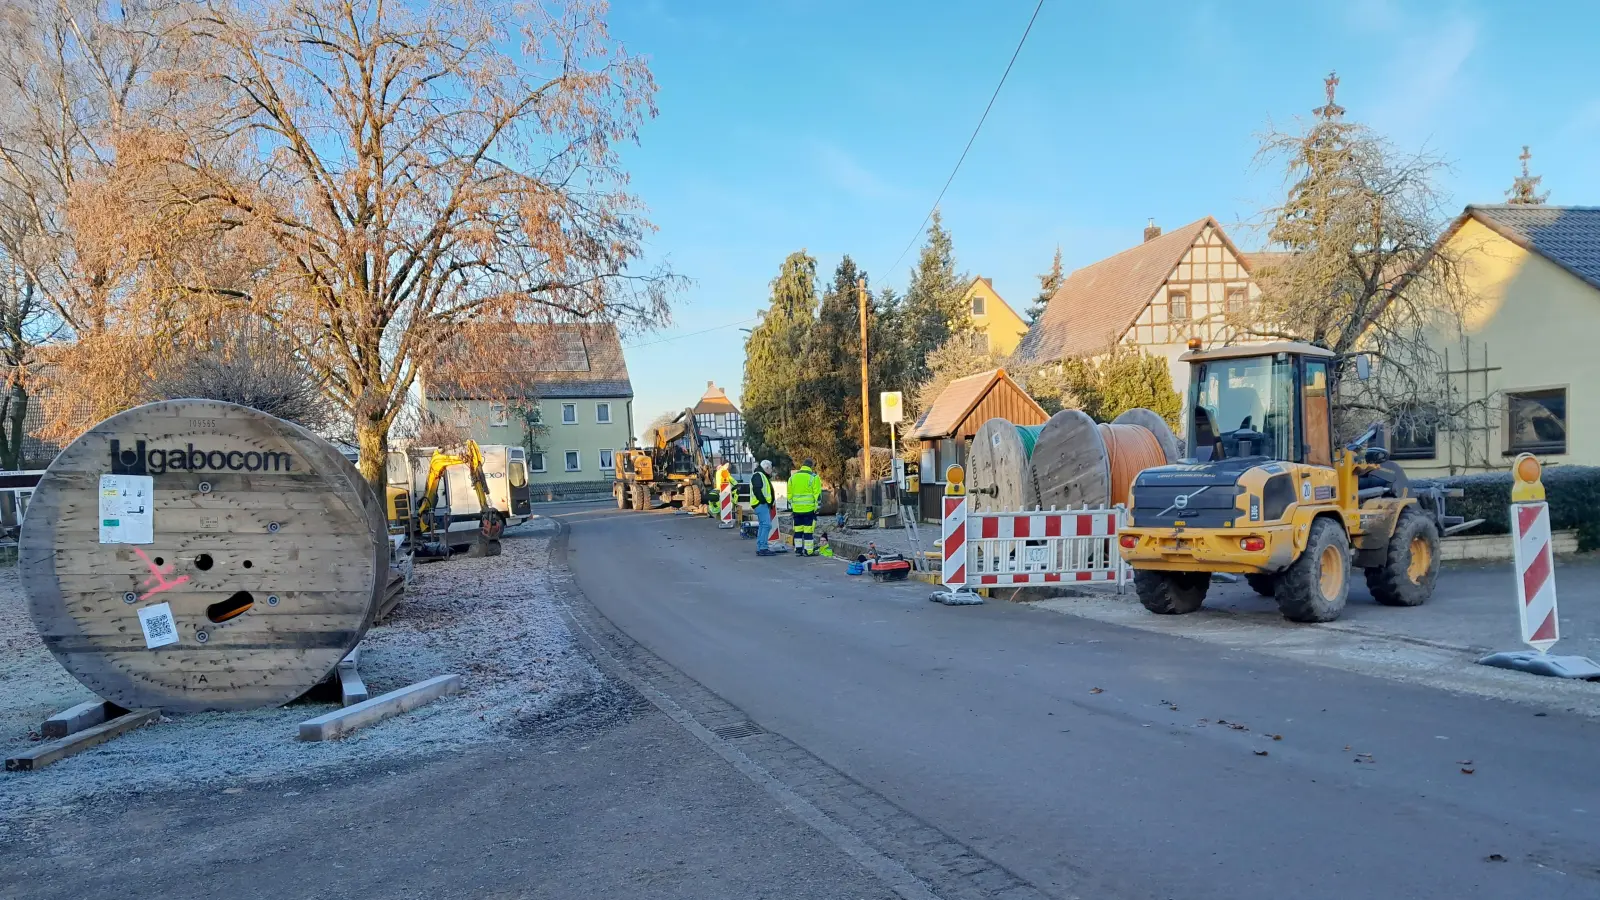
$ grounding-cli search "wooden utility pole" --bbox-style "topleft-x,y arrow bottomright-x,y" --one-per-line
858,277 -> 871,500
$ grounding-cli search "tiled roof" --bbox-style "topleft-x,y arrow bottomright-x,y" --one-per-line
1465,205 -> 1600,291
913,368 -> 1002,439
694,381 -> 739,415
426,323 -> 633,400
1239,251 -> 1293,274
1015,218 -> 1212,363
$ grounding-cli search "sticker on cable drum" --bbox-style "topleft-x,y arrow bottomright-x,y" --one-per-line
992,433 -> 1001,447
137,602 -> 180,649
99,473 -> 154,544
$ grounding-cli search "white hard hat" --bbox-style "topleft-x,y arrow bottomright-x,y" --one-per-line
760,459 -> 773,472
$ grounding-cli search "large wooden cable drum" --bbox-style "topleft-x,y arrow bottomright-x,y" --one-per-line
20,400 -> 388,713
1112,408 -> 1180,465
968,418 -> 1042,513
1096,423 -> 1168,507
1031,409 -> 1112,510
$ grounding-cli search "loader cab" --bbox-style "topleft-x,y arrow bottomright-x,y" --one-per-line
1184,341 -> 1335,468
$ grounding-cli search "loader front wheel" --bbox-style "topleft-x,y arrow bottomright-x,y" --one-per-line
1365,508 -> 1440,607
615,485 -> 627,509
1135,571 -> 1209,615
1275,517 -> 1350,623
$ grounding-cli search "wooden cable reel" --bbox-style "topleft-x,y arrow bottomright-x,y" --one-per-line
20,400 -> 388,713
1032,408 -> 1179,508
967,418 -> 1043,512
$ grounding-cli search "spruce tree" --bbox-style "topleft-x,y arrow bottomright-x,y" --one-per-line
808,257 -> 870,483
898,209 -> 968,386
1027,246 -> 1063,324
741,251 -> 819,470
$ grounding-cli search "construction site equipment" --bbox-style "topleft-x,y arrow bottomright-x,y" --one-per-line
966,408 -> 1179,515
412,440 -> 505,558
614,408 -> 713,512
1117,341 -> 1475,623
19,400 -> 388,712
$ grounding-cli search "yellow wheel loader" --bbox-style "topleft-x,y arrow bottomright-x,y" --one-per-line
1116,341 -> 1477,623
613,408 -> 713,512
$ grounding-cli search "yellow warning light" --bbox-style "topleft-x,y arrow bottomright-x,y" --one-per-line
1186,337 -> 1203,351
1511,452 -> 1545,503
944,464 -> 966,496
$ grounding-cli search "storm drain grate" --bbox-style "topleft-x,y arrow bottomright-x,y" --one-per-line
711,721 -> 765,741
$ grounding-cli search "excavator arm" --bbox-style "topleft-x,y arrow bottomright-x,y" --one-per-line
414,441 -> 500,537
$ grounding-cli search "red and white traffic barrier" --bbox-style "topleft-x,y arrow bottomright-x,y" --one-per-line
938,498 -> 1127,592
969,509 -> 1124,586
941,494 -> 968,589
1513,499 -> 1559,651
718,486 -> 735,529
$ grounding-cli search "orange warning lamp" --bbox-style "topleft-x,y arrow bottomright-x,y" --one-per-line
944,464 -> 966,497
1511,453 -> 1545,503
1186,337 -> 1203,351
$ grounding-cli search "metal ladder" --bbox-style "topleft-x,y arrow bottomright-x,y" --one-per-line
900,500 -> 926,572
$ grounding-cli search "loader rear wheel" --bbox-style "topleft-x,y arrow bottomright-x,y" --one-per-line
630,484 -> 649,510
1275,517 -> 1350,623
615,485 -> 627,509
1245,574 -> 1278,597
1365,508 -> 1440,607
1135,571 -> 1209,615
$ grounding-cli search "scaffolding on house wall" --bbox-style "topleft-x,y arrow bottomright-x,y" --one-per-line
1441,337 -> 1502,474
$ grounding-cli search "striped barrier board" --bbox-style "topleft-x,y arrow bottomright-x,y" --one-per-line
1512,500 -> 1559,652
718,486 -> 735,528
940,502 -> 1127,590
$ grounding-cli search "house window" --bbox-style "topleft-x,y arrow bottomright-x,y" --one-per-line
489,404 -> 508,427
599,448 -> 615,470
561,403 -> 577,424
1506,388 -> 1567,455
596,402 -> 612,424
529,452 -> 547,473
971,294 -> 986,316
1225,288 -> 1248,313
1169,291 -> 1189,320
1389,405 -> 1438,460
564,450 -> 581,471
452,404 -> 470,427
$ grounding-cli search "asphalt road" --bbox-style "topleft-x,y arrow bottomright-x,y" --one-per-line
559,502 -> 1600,900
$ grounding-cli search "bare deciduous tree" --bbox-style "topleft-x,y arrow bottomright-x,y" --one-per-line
157,0 -> 674,491
1242,73 -> 1479,450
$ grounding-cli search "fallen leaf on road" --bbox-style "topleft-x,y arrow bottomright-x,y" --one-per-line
1486,854 -> 1506,863
1226,722 -> 1248,731
1461,768 -> 1476,775
1271,734 -> 1283,741
1344,745 -> 1352,751
1089,687 -> 1104,694
1253,750 -> 1269,756
1457,759 -> 1473,765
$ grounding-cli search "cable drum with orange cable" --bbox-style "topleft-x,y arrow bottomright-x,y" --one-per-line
1097,423 -> 1169,507
1029,408 -> 1179,510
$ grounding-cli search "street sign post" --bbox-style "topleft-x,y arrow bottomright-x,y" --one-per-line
879,392 -> 903,424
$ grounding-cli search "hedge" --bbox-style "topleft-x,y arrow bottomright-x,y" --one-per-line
1413,465 -> 1600,552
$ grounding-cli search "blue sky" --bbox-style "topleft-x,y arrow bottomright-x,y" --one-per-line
607,0 -> 1600,436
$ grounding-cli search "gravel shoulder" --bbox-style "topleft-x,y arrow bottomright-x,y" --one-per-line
1,517 -> 601,825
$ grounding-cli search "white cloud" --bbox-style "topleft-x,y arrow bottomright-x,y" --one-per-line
811,141 -> 903,201
1369,14 -> 1480,136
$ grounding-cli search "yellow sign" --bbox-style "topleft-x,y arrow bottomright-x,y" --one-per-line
1511,452 -> 1545,503
880,391 -> 904,424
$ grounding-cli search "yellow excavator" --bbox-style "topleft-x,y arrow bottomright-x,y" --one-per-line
412,440 -> 506,559
614,408 -> 713,511
1117,341 -> 1476,623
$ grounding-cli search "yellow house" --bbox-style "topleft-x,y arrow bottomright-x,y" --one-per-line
962,277 -> 1030,356
1395,205 -> 1600,475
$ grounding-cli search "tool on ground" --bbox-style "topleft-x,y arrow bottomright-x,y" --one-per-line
1116,341 -> 1480,623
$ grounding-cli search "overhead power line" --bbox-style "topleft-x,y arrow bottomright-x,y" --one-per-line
626,0 -> 1045,352
879,0 -> 1046,278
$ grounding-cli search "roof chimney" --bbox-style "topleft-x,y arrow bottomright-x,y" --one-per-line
1144,218 -> 1162,242
707,380 -> 715,390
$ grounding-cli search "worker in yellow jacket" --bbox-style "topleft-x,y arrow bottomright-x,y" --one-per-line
788,459 -> 822,556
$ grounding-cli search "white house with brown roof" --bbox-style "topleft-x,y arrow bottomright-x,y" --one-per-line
692,381 -> 753,470
1016,217 -> 1264,400
421,323 -> 634,494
